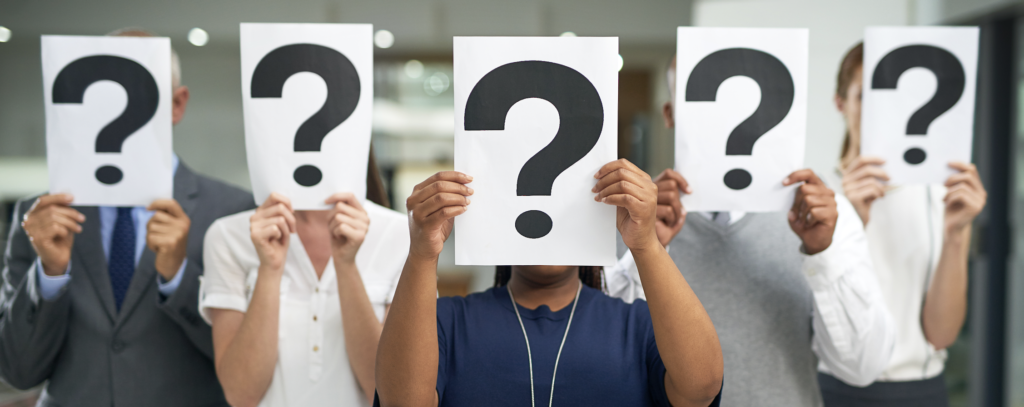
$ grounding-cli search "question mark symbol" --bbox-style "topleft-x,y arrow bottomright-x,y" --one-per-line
871,45 -> 965,165
52,55 -> 160,185
251,44 -> 360,187
465,61 -> 603,239
685,48 -> 794,190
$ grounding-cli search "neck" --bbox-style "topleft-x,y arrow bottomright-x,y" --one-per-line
507,267 -> 581,312
294,210 -> 332,277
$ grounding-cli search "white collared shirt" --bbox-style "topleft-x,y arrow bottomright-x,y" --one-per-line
604,196 -> 896,387
199,202 -> 409,407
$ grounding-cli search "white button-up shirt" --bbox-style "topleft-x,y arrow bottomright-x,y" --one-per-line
199,202 -> 409,407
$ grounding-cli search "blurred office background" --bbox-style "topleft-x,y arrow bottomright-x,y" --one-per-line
0,0 -> 1023,405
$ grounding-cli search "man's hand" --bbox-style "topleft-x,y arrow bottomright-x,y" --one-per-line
943,162 -> 986,236
250,193 -> 295,276
653,169 -> 690,247
22,194 -> 83,276
841,156 -> 889,225
326,193 -> 370,268
593,159 -> 660,253
406,171 -> 473,260
147,199 -> 191,281
784,169 -> 838,255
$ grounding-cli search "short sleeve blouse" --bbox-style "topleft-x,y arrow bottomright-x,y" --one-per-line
199,202 -> 410,407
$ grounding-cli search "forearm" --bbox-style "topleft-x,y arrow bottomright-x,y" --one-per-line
375,254 -> 439,407
216,270 -> 281,407
633,243 -> 722,407
922,226 -> 971,350
335,262 -> 383,402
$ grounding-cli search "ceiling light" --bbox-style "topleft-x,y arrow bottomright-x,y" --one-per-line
617,54 -> 624,71
374,29 -> 394,49
560,31 -> 576,37
0,26 -> 11,43
405,60 -> 424,78
188,28 -> 209,46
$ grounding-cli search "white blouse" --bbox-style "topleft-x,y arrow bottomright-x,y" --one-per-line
199,202 -> 410,407
824,171 -> 948,381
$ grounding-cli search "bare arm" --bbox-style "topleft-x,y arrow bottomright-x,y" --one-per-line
594,160 -> 723,407
376,171 -> 472,407
922,162 -> 986,350
326,193 -> 386,402
210,194 -> 296,407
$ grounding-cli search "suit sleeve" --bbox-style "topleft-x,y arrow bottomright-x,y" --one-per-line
154,191 -> 256,360
0,198 -> 73,389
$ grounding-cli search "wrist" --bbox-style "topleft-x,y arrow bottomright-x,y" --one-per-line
628,235 -> 664,256
802,239 -> 831,256
943,225 -> 970,245
41,260 -> 69,276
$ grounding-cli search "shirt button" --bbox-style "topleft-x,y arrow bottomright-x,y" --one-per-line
313,315 -> 318,322
111,341 -> 126,353
315,287 -> 319,293
313,345 -> 319,352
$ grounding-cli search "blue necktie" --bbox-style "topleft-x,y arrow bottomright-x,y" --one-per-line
109,207 -> 136,311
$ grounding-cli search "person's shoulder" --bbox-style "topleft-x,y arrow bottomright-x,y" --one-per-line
438,288 -> 500,313
206,209 -> 256,244
366,201 -> 407,225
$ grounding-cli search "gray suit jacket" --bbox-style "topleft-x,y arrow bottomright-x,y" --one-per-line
0,163 -> 255,407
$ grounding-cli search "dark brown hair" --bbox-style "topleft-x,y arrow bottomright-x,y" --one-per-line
366,147 -> 390,209
493,266 -> 603,290
837,42 -> 864,160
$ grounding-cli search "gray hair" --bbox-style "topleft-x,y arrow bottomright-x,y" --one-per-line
107,27 -> 182,88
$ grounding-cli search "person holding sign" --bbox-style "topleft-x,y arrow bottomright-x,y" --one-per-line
0,29 -> 255,407
375,159 -> 724,407
200,155 -> 408,407
815,43 -> 986,407
602,56 -> 895,407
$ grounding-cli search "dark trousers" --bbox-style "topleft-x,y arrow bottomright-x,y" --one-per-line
819,372 -> 949,407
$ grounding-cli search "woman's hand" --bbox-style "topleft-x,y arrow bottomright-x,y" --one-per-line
326,193 -> 370,268
784,169 -> 839,255
841,156 -> 889,225
249,193 -> 296,275
943,161 -> 986,235
406,171 -> 473,260
593,159 -> 659,253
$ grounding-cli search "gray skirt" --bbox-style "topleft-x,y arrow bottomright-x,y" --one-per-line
818,372 -> 949,407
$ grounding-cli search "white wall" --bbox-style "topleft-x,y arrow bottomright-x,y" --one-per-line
692,0 -> 912,177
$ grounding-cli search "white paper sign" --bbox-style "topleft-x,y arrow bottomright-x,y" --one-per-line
862,26 -> 978,185
675,27 -> 808,212
42,35 -> 174,206
241,23 -> 373,209
454,37 -> 618,266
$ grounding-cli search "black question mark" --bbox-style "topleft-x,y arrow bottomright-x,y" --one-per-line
52,55 -> 159,185
871,45 -> 965,165
685,48 -> 795,190
250,43 -> 360,187
465,61 -> 603,239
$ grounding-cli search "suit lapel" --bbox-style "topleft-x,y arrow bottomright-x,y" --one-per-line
74,206 -> 117,323
114,163 -> 201,327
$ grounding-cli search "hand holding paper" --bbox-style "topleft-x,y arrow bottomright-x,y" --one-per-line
22,194 -> 84,276
653,169 -> 690,247
326,192 -> 370,266
249,193 -> 296,275
593,159 -> 660,253
406,171 -> 474,260
146,199 -> 191,281
784,170 -> 838,255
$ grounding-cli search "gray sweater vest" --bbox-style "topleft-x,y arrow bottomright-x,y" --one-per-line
668,212 -> 822,407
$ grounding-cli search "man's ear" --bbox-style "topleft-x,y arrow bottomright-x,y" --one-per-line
662,101 -> 674,129
172,86 -> 190,126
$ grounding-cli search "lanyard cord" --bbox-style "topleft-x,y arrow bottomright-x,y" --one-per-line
508,280 -> 583,407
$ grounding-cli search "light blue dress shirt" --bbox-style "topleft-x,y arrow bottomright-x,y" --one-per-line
36,156 -> 186,300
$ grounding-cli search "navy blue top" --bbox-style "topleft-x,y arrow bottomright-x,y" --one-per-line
432,285 -> 721,407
